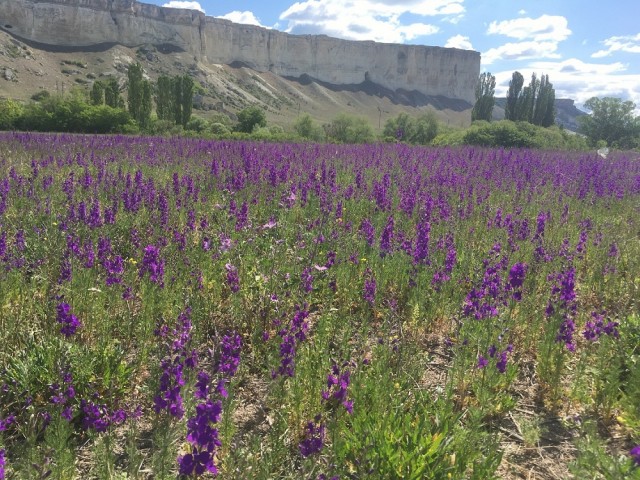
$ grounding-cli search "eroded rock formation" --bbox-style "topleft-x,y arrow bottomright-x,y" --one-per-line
0,0 -> 480,104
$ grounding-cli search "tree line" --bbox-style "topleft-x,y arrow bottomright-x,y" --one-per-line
472,70 -> 555,127
89,63 -> 194,130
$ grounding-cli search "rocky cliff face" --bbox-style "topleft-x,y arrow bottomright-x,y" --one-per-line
0,0 -> 480,104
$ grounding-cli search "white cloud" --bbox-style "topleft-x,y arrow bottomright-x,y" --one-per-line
592,33 -> 640,58
162,1 -> 205,13
492,59 -> 640,112
487,15 -> 571,42
279,0 -> 464,43
445,34 -> 473,50
483,15 -> 571,65
217,11 -> 265,27
482,41 -> 561,64
518,9 -> 527,15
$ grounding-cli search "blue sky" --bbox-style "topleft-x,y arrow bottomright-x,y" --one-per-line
151,0 -> 640,112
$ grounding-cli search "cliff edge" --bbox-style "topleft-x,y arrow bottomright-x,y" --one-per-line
0,0 -> 480,105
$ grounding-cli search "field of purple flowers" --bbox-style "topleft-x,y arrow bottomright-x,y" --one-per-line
0,132 -> 639,479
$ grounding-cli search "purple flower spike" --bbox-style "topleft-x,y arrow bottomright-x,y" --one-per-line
139,244 -> 165,286
0,448 -> 5,480
56,303 -> 82,338
299,420 -> 325,457
477,355 -> 488,369
630,445 -> 640,466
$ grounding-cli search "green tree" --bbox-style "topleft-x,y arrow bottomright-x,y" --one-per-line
104,78 -> 123,109
324,113 -> 374,144
236,105 -> 267,133
505,71 -> 524,121
471,72 -> 496,122
383,113 -> 414,141
505,71 -> 556,126
294,113 -> 316,139
140,80 -> 152,129
127,62 -> 144,122
155,75 -> 174,122
532,74 -> 555,127
170,75 -> 194,127
0,98 -> 23,130
180,74 -> 193,128
383,112 -> 438,144
90,81 -> 105,106
412,112 -> 439,144
173,75 -> 183,126
578,97 -> 640,149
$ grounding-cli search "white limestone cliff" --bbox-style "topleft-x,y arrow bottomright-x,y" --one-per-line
0,0 -> 480,104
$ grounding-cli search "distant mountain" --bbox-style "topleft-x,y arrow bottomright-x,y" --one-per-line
492,98 -> 588,132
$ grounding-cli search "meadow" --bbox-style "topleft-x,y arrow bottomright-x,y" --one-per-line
0,132 -> 638,479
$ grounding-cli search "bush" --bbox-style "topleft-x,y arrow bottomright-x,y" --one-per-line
12,96 -> 136,134
185,116 -> 210,133
324,113 -> 374,144
236,105 -> 267,133
383,112 -> 439,145
210,122 -> 231,136
294,114 -> 324,141
462,120 -> 590,150
0,98 -> 24,130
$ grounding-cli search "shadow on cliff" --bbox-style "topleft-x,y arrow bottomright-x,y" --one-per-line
0,26 -> 186,54
283,72 -> 472,112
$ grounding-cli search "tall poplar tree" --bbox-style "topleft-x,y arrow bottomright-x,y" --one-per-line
90,81 -> 105,106
471,72 -> 496,122
127,62 -> 144,122
155,75 -> 174,121
104,78 -> 122,109
505,71 -> 524,121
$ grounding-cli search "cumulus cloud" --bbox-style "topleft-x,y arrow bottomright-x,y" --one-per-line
592,33 -> 640,58
483,15 -> 571,64
278,0 -> 464,43
217,11 -> 265,27
492,59 -> 640,112
445,34 -> 473,50
487,15 -> 571,42
482,41 -> 561,64
162,1 -> 205,13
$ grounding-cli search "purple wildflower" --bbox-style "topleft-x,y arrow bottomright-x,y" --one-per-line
359,218 -> 375,247
379,215 -> 394,257
225,263 -> 240,293
80,400 -> 112,433
274,306 -> 309,377
56,303 -> 82,338
301,267 -> 314,293
413,219 -> 430,265
477,355 -> 488,369
507,262 -> 527,301
139,245 -> 165,286
299,420 -> 325,457
630,445 -> 640,466
194,372 -> 210,400
0,415 -> 15,432
496,347 -> 511,373
583,311 -> 619,341
363,268 -> 376,305
217,333 -> 242,377
178,448 -> 218,476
